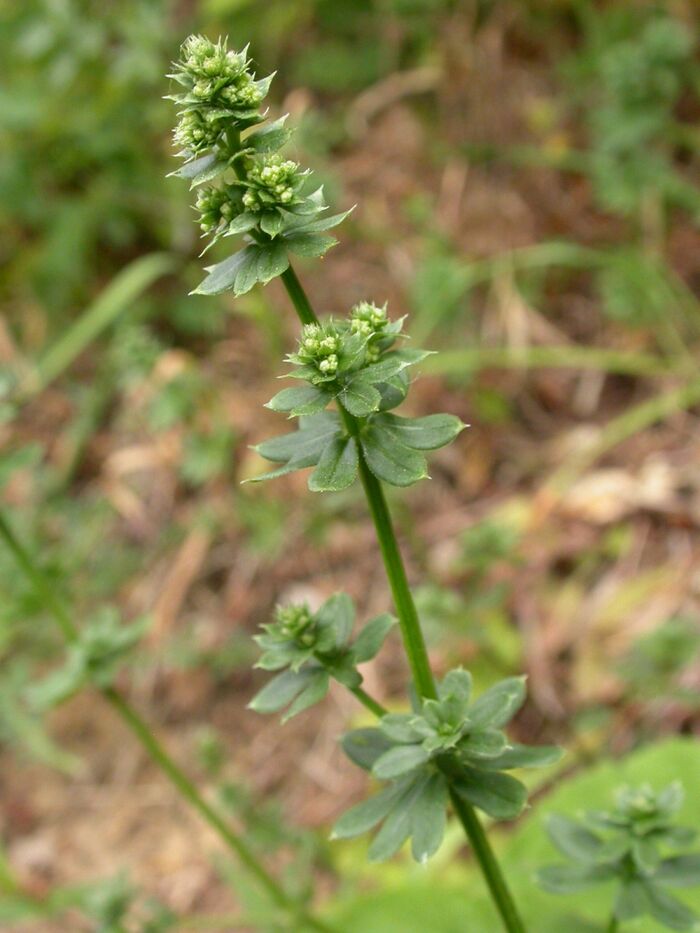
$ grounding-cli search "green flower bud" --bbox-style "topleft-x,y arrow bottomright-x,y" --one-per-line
195,185 -> 236,234
173,110 -> 223,155
242,154 -> 303,211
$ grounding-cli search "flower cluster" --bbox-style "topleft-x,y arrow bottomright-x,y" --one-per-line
195,185 -> 239,235
169,36 -> 268,158
291,322 -> 345,381
249,594 -> 394,721
538,782 -> 700,931
241,154 -> 305,212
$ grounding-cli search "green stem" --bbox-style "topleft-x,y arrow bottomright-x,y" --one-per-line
449,790 -> 526,933
0,510 -> 335,933
350,685 -> 387,718
606,918 -> 619,933
279,264 -> 527,933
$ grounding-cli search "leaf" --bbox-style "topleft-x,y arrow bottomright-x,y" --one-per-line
259,210 -> 286,238
544,814 -> 604,863
284,232 -> 338,257
331,786 -> 403,840
265,384 -> 329,416
255,412 -> 340,464
361,423 -> 428,487
614,879 -> 650,921
247,669 -> 311,714
410,773 -> 449,863
374,413 -> 466,451
287,208 -> 354,235
193,244 -> 289,297
168,152 -> 217,180
352,614 -> 395,663
246,115 -> 293,153
316,593 -> 355,649
632,836 -> 661,873
644,882 -> 699,931
536,862 -> 619,895
282,669 -> 329,721
460,729 -> 508,761
477,743 -> 563,771
308,436 -> 358,492
226,211 -> 258,235
342,728 -> 394,771
439,669 -> 473,706
368,775 -> 429,862
452,766 -> 528,820
657,855 -> 700,888
467,677 -> 527,730
372,744 -> 431,780
379,714 -> 425,744
339,378 -> 382,417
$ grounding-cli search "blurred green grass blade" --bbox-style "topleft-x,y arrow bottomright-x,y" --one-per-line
21,252 -> 174,400
424,346 -> 674,379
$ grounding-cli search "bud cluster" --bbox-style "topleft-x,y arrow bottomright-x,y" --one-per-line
293,322 -> 343,379
172,35 -> 264,117
241,154 -> 304,212
195,185 -> 237,234
350,301 -> 391,362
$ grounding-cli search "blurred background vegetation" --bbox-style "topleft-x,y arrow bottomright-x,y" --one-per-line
2,0 -> 700,930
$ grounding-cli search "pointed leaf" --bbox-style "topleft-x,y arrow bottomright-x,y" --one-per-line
477,743 -> 563,771
248,669 -> 310,714
657,855 -> 700,888
308,436 -> 358,492
545,814 -> 604,863
460,729 -> 508,760
467,676 -> 527,729
246,115 -> 293,154
316,593 -> 355,648
452,765 -> 527,820
374,413 -> 466,450
372,744 -> 431,780
287,208 -> 353,235
645,882 -> 699,931
193,247 -> 254,296
361,424 -> 428,487
281,669 -> 329,721
331,786 -> 402,840
266,384 -> 330,415
284,233 -> 338,257
615,879 -> 650,921
410,772 -> 449,863
536,862 -> 618,895
368,776 -> 429,862
342,728 -> 394,771
255,412 -> 340,464
339,378 -> 382,417
352,614 -> 395,663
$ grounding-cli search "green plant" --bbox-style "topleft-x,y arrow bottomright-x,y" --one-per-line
538,783 -> 700,931
168,33 -> 563,932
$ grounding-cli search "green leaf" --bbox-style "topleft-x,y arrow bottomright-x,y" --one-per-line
439,669 -> 473,705
352,614 -> 395,663
477,743 -> 563,771
260,210 -> 286,238
615,879 -> 650,921
368,775 -> 429,862
632,836 -> 661,873
410,773 -> 449,863
192,248 -> 253,296
308,436 -> 358,492
339,378 -> 382,417
287,208 -> 354,235
460,729 -> 508,760
227,211 -> 258,235
282,669 -> 329,721
372,744 -> 431,780
169,152 -> 217,180
374,413 -> 466,450
644,882 -> 699,931
536,862 -> 619,895
342,728 -> 394,771
284,233 -> 338,257
657,855 -> 700,888
361,423 -> 428,487
379,714 -> 425,744
332,786 -> 403,840
452,766 -> 528,820
265,385 -> 330,416
316,593 -> 355,649
467,676 -> 527,730
255,412 -> 340,464
248,669 -> 311,714
246,115 -> 293,154
545,814 -> 603,863
193,244 -> 289,297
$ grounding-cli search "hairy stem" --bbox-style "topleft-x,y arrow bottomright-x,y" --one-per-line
279,265 -> 527,933
0,510 -> 335,933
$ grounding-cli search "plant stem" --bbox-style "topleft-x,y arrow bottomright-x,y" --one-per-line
279,264 -> 528,933
350,685 -> 387,718
449,789 -> 526,933
0,510 -> 336,933
606,918 -> 619,933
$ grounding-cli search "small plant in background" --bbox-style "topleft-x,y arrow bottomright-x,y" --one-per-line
538,783 -> 700,931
